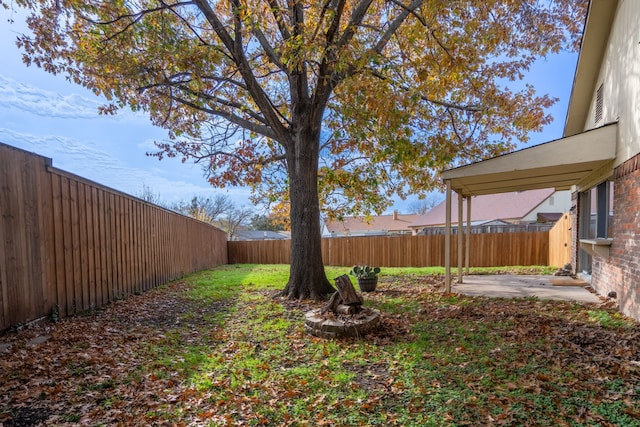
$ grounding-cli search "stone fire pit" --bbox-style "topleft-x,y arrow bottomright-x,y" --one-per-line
305,307 -> 380,338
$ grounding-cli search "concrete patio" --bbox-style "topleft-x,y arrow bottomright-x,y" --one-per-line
452,275 -> 601,303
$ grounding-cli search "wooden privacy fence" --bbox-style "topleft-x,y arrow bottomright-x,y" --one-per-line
0,143 -> 227,330
548,211 -> 572,268
228,232 -> 550,267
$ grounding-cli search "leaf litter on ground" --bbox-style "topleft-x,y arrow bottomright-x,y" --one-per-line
0,266 -> 638,426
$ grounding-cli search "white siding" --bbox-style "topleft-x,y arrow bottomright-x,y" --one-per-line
585,0 -> 640,166
521,190 -> 572,222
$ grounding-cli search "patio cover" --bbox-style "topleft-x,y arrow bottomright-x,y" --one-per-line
440,122 -> 618,290
442,122 -> 618,197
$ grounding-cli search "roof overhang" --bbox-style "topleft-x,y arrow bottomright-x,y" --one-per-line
564,0 -> 619,136
441,122 -> 618,197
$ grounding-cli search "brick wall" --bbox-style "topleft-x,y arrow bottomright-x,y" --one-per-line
591,154 -> 640,321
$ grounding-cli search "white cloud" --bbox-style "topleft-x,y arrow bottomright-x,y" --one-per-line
137,138 -> 161,152
0,75 -> 103,119
0,74 -> 159,129
0,128 -> 253,207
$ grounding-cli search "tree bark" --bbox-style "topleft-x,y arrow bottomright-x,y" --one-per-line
334,274 -> 363,306
321,291 -> 341,314
280,116 -> 334,300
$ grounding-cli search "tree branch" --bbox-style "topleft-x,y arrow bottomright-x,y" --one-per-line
371,0 -> 423,55
194,148 -> 286,167
289,0 -> 310,103
160,0 -> 211,46
200,74 -> 249,91
313,0 -> 370,124
369,70 -> 483,112
252,28 -> 285,70
324,0 -> 347,48
266,0 -> 292,40
193,0 -> 289,142
170,94 -> 278,140
177,85 -> 270,125
81,1 -> 194,26
335,0 -> 375,50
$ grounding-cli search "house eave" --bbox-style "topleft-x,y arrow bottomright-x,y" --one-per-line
441,123 -> 618,197
564,0 -> 619,136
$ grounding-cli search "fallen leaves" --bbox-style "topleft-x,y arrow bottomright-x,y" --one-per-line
0,272 -> 638,426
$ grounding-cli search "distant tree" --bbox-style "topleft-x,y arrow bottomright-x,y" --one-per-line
172,195 -> 233,224
408,195 -> 443,215
220,207 -> 254,240
15,0 -> 587,299
249,214 -> 285,232
268,201 -> 291,231
136,184 -> 164,206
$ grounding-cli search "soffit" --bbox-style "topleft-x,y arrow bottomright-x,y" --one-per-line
441,123 -> 617,197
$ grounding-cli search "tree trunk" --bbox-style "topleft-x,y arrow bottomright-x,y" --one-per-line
280,119 -> 334,300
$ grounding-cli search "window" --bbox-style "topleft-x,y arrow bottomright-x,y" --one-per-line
578,181 -> 614,274
596,181 -> 610,238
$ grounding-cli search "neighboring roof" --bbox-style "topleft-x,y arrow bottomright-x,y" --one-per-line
441,123 -> 617,197
325,213 -> 420,234
537,212 -> 564,223
410,189 -> 555,227
234,230 -> 289,240
420,219 -> 512,229
564,0 -> 619,137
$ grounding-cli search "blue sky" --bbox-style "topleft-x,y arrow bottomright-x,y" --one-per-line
0,6 -> 579,213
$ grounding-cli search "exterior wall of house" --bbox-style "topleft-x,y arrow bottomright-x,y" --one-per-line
520,191 -> 572,222
585,0 -> 640,164
573,0 -> 640,320
591,154 -> 640,320
570,191 -> 580,274
601,0 -> 639,321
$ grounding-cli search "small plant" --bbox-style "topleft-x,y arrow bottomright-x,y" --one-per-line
50,304 -> 59,323
349,265 -> 381,280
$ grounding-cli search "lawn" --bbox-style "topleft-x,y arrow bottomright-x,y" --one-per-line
1,264 -> 639,426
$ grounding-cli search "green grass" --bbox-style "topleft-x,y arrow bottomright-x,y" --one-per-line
2,264 -> 637,427
133,264 -> 638,426
587,309 -> 633,328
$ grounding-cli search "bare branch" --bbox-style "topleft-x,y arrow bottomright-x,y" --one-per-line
387,0 -> 426,25
193,148 -> 285,167
177,85 -> 270,125
81,1 -> 194,26
193,0 -> 289,142
381,0 -> 456,63
425,97 -> 482,113
170,94 -> 278,140
160,0 -> 211,46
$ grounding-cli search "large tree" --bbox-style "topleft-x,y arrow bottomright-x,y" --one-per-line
13,0 -> 586,299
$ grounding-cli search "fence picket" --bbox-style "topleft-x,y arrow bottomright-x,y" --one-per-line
228,232 -> 549,267
0,143 -> 227,330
